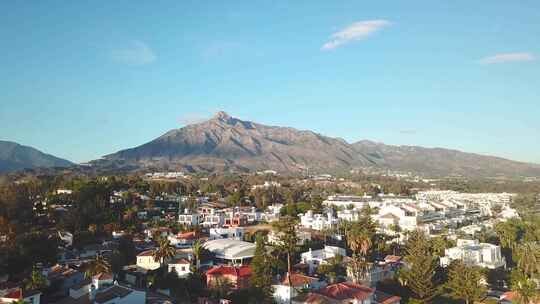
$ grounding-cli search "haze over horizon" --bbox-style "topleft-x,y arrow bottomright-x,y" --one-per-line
1,1 -> 539,164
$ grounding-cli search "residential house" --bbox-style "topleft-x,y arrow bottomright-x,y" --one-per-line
272,273 -> 324,304
301,246 -> 347,275
206,265 -> 252,290
167,259 -> 191,278
136,250 -> 161,270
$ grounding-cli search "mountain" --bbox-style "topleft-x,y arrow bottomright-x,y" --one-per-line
102,112 -> 540,178
0,140 -> 74,173
352,140 -> 540,178
103,112 -> 373,173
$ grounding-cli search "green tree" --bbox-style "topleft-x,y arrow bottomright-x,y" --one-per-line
510,269 -> 540,304
317,254 -> 345,283
85,255 -> 111,278
514,242 -> 540,279
272,216 -> 299,303
153,238 -> 176,267
193,240 -> 203,271
24,267 -> 47,290
444,261 -> 486,304
249,235 -> 273,303
398,230 -> 438,304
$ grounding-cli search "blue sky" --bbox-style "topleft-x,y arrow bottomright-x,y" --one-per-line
1,1 -> 539,164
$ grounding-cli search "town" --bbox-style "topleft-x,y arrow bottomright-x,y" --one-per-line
1,171 -> 539,304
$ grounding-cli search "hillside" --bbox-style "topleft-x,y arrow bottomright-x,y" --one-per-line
0,140 -> 74,173
101,112 -> 540,178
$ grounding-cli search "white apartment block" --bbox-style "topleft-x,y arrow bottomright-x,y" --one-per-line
440,239 -> 506,269
299,210 -> 339,231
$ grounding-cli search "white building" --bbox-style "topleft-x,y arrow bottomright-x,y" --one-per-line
251,181 -> 281,190
273,273 -> 324,304
209,227 -> 245,240
376,205 -> 418,231
203,239 -> 256,265
136,250 -> 161,270
299,211 -> 338,231
178,209 -> 201,226
167,258 -> 191,278
440,239 -> 506,269
300,245 -> 347,275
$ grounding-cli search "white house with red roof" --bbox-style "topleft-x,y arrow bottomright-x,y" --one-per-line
167,258 -> 191,278
136,250 -> 160,270
272,273 -> 324,304
292,282 -> 400,304
205,265 -> 252,290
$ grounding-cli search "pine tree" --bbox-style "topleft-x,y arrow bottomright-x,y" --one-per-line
250,234 -> 273,303
445,261 -> 486,304
398,230 -> 438,304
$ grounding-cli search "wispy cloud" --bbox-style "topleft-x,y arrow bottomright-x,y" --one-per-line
321,20 -> 391,51
111,40 -> 156,65
479,52 -> 535,65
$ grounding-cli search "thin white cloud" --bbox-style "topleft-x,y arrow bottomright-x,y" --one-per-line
322,20 -> 391,51
479,52 -> 535,65
111,40 -> 156,65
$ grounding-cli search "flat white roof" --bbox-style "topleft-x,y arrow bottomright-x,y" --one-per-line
203,239 -> 256,260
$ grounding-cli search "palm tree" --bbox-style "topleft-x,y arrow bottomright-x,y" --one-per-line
153,238 -> 176,267
515,242 -> 540,278
346,225 -> 372,283
25,267 -> 47,290
85,255 -> 111,278
347,229 -> 372,256
192,240 -> 203,270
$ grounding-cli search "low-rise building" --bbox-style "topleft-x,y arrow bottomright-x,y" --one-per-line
440,239 -> 506,269
206,265 -> 252,290
136,250 -> 161,270
167,258 -> 191,278
300,246 -> 347,275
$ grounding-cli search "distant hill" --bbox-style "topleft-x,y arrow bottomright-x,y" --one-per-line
0,140 -> 74,173
101,112 -> 540,178
352,140 -> 540,178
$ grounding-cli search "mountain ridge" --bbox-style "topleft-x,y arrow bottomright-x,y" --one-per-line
0,140 -> 74,173
101,112 -> 540,178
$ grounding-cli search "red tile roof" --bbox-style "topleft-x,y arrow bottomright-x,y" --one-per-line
316,282 -> 374,301
384,255 -> 402,263
281,273 -> 319,287
206,265 -> 252,278
177,231 -> 196,240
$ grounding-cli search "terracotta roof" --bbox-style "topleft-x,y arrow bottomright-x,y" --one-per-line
374,290 -> 401,304
177,231 -> 196,240
206,265 -> 252,278
281,273 -> 319,287
300,293 -> 340,304
3,288 -> 22,299
137,250 -> 154,257
384,255 -> 402,263
316,282 -> 374,301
